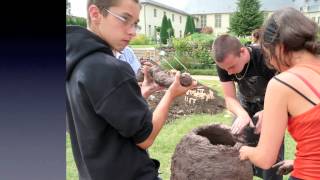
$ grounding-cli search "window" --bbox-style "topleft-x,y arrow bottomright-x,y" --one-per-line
200,15 -> 207,28
180,16 -> 182,24
154,9 -> 157,17
172,14 -> 175,22
215,14 -> 221,28
149,25 -> 151,36
180,30 -> 182,38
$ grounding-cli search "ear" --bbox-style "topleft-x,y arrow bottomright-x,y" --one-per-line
239,47 -> 246,55
88,5 -> 102,25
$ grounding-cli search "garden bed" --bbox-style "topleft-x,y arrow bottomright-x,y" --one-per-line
146,84 -> 225,123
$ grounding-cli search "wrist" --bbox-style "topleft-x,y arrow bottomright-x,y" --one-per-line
237,111 -> 250,119
164,90 -> 175,103
142,90 -> 151,99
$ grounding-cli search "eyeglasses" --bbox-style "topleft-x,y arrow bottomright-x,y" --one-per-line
103,8 -> 141,32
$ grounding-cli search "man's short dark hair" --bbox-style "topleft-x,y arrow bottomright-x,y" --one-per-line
212,34 -> 243,63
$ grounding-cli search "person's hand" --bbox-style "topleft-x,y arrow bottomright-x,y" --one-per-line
141,65 -> 164,98
231,114 -> 254,134
239,145 -> 250,160
167,71 -> 197,98
254,110 -> 263,134
140,59 -> 153,68
271,160 -> 294,175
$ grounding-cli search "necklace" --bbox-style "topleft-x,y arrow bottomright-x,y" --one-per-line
235,61 -> 250,80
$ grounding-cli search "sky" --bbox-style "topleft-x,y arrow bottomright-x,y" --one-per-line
68,0 -> 188,18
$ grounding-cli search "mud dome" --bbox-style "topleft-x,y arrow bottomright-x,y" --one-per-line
171,124 -> 253,180
146,84 -> 225,122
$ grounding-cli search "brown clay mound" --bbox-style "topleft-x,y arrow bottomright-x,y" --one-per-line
170,124 -> 253,180
146,84 -> 225,122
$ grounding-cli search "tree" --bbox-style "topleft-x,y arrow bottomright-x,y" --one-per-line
229,0 -> 264,37
167,19 -> 175,38
160,14 -> 169,44
184,16 -> 196,36
190,16 -> 196,32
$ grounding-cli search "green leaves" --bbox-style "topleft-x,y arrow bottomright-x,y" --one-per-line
66,16 -> 87,27
160,15 -> 169,44
184,16 -> 196,36
229,0 -> 264,36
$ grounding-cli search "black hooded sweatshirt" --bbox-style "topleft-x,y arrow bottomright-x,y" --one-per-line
66,26 -> 158,180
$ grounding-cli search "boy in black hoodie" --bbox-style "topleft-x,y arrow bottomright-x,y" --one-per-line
66,0 -> 196,179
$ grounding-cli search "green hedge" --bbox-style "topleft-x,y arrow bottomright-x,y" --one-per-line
172,33 -> 215,68
129,34 -> 154,45
66,16 -> 87,27
189,68 -> 217,76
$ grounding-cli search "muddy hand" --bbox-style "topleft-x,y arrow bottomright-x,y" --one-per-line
271,160 -> 294,175
253,111 -> 263,134
141,65 -> 164,98
231,115 -> 254,134
168,71 -> 197,98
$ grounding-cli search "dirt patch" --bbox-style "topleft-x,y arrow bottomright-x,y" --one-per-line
146,84 -> 225,123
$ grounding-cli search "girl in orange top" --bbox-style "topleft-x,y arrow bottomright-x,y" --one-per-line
239,7 -> 320,180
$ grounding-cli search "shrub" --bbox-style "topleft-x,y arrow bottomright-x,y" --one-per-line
66,16 -> 87,27
172,33 -> 215,68
159,53 -> 193,72
189,68 -> 217,76
239,36 -> 251,46
201,26 -> 213,34
129,34 -> 152,45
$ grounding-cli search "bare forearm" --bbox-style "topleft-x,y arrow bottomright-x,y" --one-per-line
137,91 -> 174,149
245,146 -> 274,169
225,97 -> 249,117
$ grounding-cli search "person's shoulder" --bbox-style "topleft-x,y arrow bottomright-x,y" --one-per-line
247,45 -> 261,54
248,45 -> 264,62
82,52 -> 130,74
269,71 -> 298,89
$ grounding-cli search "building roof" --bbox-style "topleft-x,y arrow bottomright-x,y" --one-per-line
183,0 -> 300,14
147,0 -> 319,15
140,0 -> 190,15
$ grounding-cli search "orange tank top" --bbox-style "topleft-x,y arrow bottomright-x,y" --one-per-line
276,64 -> 320,180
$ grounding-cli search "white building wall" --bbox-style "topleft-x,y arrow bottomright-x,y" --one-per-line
139,1 -> 320,39
304,11 -> 320,24
207,13 -> 231,36
139,4 -> 188,39
193,13 -> 231,36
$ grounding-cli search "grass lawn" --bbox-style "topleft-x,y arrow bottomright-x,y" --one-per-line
66,77 -> 296,180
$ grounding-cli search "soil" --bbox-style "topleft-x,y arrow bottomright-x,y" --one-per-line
146,84 -> 225,123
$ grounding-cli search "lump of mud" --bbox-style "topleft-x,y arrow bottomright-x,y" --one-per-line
171,124 -> 253,180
